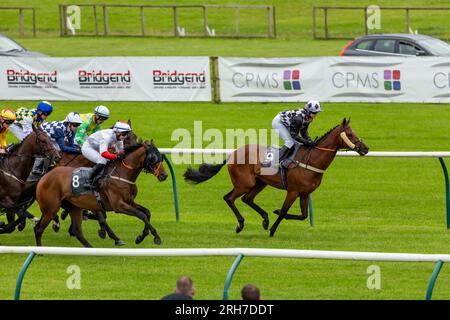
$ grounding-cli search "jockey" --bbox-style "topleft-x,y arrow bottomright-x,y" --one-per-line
81,120 -> 132,188
9,101 -> 53,141
272,100 -> 322,166
74,105 -> 110,146
0,108 -> 16,154
42,112 -> 83,154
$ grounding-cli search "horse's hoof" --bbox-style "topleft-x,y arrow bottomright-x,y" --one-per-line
235,223 -> 244,233
115,239 -> 125,246
299,215 -> 307,221
18,222 -> 26,232
135,235 -> 144,244
98,229 -> 106,239
154,237 -> 162,245
52,223 -> 60,233
273,209 -> 280,215
0,221 -> 5,228
262,219 -> 269,230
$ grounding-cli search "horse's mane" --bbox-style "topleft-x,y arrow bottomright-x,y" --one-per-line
124,141 -> 145,154
6,127 -> 44,155
315,124 -> 340,143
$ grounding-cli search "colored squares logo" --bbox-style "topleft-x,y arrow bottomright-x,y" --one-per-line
384,69 -> 401,91
283,70 -> 301,90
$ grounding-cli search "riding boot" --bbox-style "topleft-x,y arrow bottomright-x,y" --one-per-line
27,158 -> 45,182
31,158 -> 45,175
279,146 -> 295,169
86,163 -> 106,189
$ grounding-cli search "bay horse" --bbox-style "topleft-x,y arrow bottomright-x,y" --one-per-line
184,118 -> 369,237
34,141 -> 168,247
52,130 -> 139,245
0,126 -> 60,233
20,128 -> 138,245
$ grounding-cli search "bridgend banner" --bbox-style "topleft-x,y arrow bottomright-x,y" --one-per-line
0,57 -> 211,101
219,57 -> 450,103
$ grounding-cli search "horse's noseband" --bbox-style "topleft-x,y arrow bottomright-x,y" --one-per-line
340,131 -> 356,149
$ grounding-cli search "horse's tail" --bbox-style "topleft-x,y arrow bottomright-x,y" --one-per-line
183,160 -> 227,184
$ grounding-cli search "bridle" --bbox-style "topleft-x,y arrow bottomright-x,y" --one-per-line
34,129 -> 60,163
120,148 -> 163,177
313,128 -> 361,153
291,126 -> 363,174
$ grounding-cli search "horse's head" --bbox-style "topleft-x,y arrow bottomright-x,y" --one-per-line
32,125 -> 61,163
338,118 -> 369,156
124,131 -> 138,147
144,140 -> 168,182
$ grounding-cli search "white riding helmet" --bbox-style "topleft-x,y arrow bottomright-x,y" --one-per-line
113,121 -> 132,133
64,112 -> 83,124
304,100 -> 322,114
94,105 -> 110,118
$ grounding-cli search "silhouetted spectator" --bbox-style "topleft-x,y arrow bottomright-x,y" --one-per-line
241,284 -> 260,300
161,276 -> 196,300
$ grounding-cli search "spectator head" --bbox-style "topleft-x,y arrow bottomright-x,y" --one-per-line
241,284 -> 260,300
175,276 -> 195,297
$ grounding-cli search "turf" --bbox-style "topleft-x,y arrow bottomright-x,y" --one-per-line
1,0 -> 450,301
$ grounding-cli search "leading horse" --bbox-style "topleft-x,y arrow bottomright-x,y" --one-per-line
184,118 -> 369,236
34,141 -> 168,247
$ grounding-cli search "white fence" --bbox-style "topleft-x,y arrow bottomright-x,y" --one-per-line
0,246 -> 447,300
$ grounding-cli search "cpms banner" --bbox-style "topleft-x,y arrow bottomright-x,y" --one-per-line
219,57 -> 450,103
0,57 -> 211,101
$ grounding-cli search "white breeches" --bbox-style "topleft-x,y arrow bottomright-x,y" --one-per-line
272,114 -> 295,148
81,141 -> 108,165
9,124 -> 27,142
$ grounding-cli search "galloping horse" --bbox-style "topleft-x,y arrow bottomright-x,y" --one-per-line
51,130 -> 139,245
0,126 -> 60,233
15,128 -> 139,245
34,141 -> 168,247
184,118 -> 369,236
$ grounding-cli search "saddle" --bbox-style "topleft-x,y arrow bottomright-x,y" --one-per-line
260,143 -> 301,170
71,167 -> 107,212
260,143 -> 302,190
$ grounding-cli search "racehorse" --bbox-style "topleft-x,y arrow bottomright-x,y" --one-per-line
34,141 -> 168,247
0,126 -> 60,233
52,130 -> 139,245
184,118 -> 369,236
19,125 -> 138,245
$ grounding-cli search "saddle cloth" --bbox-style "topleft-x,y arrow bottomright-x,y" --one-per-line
71,167 -> 94,196
260,146 -> 281,171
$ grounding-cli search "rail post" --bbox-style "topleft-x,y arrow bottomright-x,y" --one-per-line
426,260 -> 444,300
223,254 -> 244,300
14,251 -> 36,300
162,154 -> 180,221
309,194 -> 314,227
438,157 -> 450,229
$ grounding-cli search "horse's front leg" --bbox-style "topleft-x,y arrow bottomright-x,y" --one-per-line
270,191 -> 298,237
113,201 -> 161,246
299,194 -> 310,221
95,211 -> 125,246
